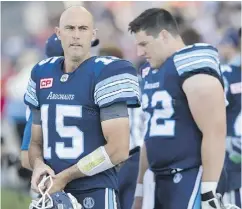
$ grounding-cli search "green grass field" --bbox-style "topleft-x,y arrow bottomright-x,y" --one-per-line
1,188 -> 31,209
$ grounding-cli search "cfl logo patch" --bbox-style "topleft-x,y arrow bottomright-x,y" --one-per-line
40,78 -> 53,89
83,197 -> 95,208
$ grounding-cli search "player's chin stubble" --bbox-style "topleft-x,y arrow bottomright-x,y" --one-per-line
71,54 -> 84,64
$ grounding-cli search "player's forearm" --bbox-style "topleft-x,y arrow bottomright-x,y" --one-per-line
60,143 -> 129,184
101,117 -> 130,165
104,141 -> 129,165
201,134 -> 226,182
137,144 -> 149,184
20,151 -> 32,171
29,124 -> 44,169
59,164 -> 84,184
29,141 -> 44,169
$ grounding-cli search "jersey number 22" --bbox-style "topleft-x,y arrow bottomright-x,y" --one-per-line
142,90 -> 175,137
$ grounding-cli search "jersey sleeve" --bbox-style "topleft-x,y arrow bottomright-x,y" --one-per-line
94,60 -> 140,108
24,64 -> 40,110
21,112 -> 32,150
173,44 -> 223,85
221,65 -> 234,107
221,65 -> 232,95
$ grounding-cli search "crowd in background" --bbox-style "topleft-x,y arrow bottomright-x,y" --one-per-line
1,0 -> 241,196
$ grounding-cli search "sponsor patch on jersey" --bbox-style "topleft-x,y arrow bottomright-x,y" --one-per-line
40,78 -> 53,89
230,82 -> 241,94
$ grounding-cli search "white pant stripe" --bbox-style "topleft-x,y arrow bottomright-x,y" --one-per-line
231,190 -> 236,205
187,166 -> 203,209
105,188 -> 109,209
112,189 -> 118,209
239,187 -> 242,206
105,188 -> 117,209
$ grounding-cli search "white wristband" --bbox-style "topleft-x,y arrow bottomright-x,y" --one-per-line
201,182 -> 218,195
134,183 -> 143,197
77,146 -> 114,176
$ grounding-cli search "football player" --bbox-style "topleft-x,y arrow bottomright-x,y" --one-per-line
218,28 -> 241,208
24,6 -> 140,209
99,45 -> 145,209
21,33 -> 99,170
129,8 -> 228,209
220,64 -> 241,208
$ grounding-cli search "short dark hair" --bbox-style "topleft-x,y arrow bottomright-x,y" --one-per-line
128,8 -> 179,37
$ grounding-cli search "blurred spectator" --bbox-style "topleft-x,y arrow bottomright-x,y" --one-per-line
181,27 -> 202,45
218,28 -> 241,65
99,44 -> 124,58
238,27 -> 241,50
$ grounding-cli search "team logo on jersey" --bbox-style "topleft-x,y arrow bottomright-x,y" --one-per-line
142,67 -> 150,78
144,81 -> 160,89
47,92 -> 75,100
60,74 -> 69,82
173,173 -> 183,183
40,78 -> 53,89
83,197 -> 95,208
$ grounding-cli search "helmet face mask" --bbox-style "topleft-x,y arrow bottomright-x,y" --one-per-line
29,175 -> 54,209
29,176 -> 82,209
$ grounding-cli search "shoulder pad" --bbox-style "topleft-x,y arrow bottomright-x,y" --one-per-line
94,56 -> 120,66
37,56 -> 63,68
174,44 -> 220,76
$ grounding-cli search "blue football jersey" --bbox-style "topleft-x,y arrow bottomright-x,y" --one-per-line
140,43 -> 224,174
221,64 -> 241,191
24,56 -> 140,191
21,112 -> 32,150
21,106 -> 32,150
222,65 -> 241,138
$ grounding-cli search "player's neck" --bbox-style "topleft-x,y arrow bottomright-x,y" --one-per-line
64,53 -> 91,73
162,38 -> 185,62
171,38 -> 186,55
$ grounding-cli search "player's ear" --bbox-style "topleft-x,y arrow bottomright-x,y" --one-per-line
159,30 -> 169,43
92,28 -> 98,42
55,27 -> 61,40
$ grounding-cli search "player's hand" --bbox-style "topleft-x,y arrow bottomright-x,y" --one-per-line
202,193 -> 223,209
31,159 -> 55,193
48,173 -> 68,194
131,197 -> 143,209
201,192 -> 240,209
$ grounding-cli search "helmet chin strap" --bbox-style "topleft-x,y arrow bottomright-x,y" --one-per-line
29,175 -> 54,209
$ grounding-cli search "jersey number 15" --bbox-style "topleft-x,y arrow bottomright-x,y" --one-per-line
41,104 -> 84,159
